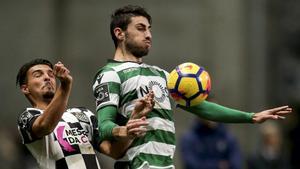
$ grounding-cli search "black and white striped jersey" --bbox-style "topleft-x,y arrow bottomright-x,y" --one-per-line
17,107 -> 102,169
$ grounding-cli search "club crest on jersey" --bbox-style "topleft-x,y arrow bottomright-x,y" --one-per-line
94,83 -> 110,106
19,111 -> 34,128
71,111 -> 89,123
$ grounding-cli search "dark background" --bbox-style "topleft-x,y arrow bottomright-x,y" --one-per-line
0,0 -> 299,168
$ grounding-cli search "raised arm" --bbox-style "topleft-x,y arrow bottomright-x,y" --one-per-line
32,62 -> 73,138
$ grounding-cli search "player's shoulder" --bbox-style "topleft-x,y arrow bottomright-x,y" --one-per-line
67,107 -> 94,115
66,107 -> 96,120
17,108 -> 42,127
144,63 -> 169,77
18,108 -> 42,118
93,62 -> 120,82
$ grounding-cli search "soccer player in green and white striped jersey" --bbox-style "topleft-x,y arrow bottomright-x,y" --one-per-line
92,5 -> 292,169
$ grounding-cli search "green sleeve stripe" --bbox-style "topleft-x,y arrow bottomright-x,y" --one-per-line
132,130 -> 175,146
97,106 -> 118,140
180,101 -> 254,123
131,153 -> 173,169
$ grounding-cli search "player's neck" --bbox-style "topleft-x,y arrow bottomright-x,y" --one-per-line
33,100 -> 51,110
114,47 -> 142,63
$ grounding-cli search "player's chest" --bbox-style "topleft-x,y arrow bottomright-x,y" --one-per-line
52,113 -> 92,145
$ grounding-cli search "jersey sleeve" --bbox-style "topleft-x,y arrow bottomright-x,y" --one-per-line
179,101 -> 254,123
92,68 -> 121,111
17,108 -> 42,144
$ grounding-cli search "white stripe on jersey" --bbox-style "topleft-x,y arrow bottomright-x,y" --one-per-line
65,154 -> 88,168
147,117 -> 175,133
113,62 -> 141,72
92,70 -> 121,89
120,141 -> 175,161
136,162 -> 175,169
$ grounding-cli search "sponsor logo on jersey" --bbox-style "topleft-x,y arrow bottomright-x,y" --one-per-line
94,83 -> 110,106
56,126 -> 89,152
139,80 -> 169,103
123,67 -> 138,74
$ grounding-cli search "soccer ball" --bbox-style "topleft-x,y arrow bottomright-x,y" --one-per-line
167,62 -> 211,107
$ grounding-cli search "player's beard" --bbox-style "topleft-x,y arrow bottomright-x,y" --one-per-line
125,33 -> 149,58
43,91 -> 54,100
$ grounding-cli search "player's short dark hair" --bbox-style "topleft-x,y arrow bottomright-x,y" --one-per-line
16,58 -> 53,87
110,5 -> 152,48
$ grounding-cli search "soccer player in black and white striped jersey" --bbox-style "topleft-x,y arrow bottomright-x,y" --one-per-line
17,58 -> 154,169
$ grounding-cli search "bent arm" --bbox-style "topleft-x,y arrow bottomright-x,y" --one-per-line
179,101 -> 254,123
99,105 -> 134,140
32,62 -> 72,138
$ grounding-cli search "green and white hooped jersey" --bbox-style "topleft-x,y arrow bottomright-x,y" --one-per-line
93,60 -> 175,169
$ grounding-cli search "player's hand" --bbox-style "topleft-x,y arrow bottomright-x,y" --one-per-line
126,117 -> 149,139
252,105 -> 292,123
130,91 -> 155,119
53,61 -> 73,85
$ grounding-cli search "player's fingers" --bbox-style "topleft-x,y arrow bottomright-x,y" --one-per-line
273,110 -> 292,115
264,114 -> 286,121
134,130 -> 147,137
269,105 -> 290,113
128,127 -> 147,134
127,120 -> 148,130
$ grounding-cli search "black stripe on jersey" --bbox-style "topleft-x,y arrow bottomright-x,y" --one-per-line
56,158 -> 68,169
82,154 -> 99,169
90,115 -> 101,152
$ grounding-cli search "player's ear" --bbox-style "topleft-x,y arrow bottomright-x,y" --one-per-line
114,27 -> 125,41
21,84 -> 30,95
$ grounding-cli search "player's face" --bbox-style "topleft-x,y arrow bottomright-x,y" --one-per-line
124,16 -> 152,58
25,64 -> 56,100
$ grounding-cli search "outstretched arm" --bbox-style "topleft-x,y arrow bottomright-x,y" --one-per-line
180,101 -> 291,123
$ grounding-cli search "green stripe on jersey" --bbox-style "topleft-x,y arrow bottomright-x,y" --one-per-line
147,109 -> 174,122
131,153 -> 174,169
132,130 -> 175,146
107,81 -> 120,94
120,90 -> 138,106
118,67 -> 165,82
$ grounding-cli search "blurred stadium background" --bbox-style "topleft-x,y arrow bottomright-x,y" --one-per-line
0,0 -> 299,168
